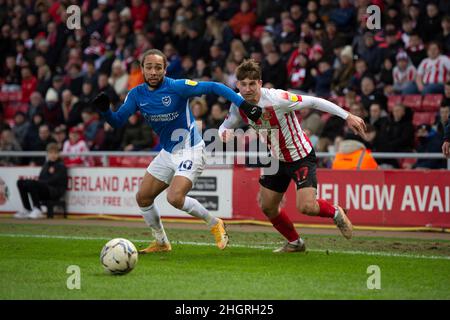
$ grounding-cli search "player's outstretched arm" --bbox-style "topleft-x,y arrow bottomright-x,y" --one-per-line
91,91 -> 137,128
283,93 -> 367,138
175,80 -> 262,122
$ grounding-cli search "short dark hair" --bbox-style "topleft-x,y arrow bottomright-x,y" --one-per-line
236,59 -> 261,81
140,49 -> 168,68
46,142 -> 59,153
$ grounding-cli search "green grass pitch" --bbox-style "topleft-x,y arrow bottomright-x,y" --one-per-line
0,221 -> 449,299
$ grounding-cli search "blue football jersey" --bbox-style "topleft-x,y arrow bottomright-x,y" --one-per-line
103,77 -> 245,152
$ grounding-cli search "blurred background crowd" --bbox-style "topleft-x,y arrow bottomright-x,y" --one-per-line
0,0 -> 449,169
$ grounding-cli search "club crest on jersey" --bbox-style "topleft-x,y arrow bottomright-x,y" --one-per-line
162,96 -> 171,106
262,111 -> 272,121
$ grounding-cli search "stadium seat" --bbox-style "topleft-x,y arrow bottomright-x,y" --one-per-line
421,94 -> 443,112
387,95 -> 403,112
402,94 -> 422,111
413,111 -> 436,127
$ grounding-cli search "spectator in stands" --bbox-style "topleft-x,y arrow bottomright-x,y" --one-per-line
28,92 -> 45,121
262,51 -> 287,90
368,103 -> 389,131
109,60 -> 129,97
11,111 -> 30,148
332,45 -> 354,95
63,126 -> 93,167
80,107 -> 103,150
127,60 -> 144,91
120,114 -> 154,151
2,55 -> 21,91
52,124 -> 67,151
413,123 -> 446,169
14,142 -> 68,219
206,103 -> 227,130
97,73 -> 120,109
314,59 -> 333,98
287,53 -> 314,92
61,89 -> 83,128
406,32 -> 427,68
322,21 -> 346,63
329,0 -> 356,33
379,57 -> 395,95
419,2 -> 442,43
20,66 -> 37,103
350,59 -> 370,94
78,81 -> 95,105
228,0 -> 256,36
46,75 -> 65,102
436,102 -> 450,138
373,104 -> 415,168
191,97 -> 208,130
163,43 -> 183,79
66,63 -> 83,97
299,108 -> 324,137
98,122 -> 124,151
393,51 -> 417,94
36,64 -> 52,96
27,124 -> 56,166
438,15 -> 450,55
0,128 -> 22,166
360,76 -> 387,112
82,60 -> 98,91
359,32 -> 385,75
43,88 -> 63,129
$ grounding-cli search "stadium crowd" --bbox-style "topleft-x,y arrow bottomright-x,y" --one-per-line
0,0 -> 449,169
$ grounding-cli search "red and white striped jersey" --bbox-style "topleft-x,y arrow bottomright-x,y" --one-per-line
62,139 -> 93,167
417,55 -> 450,85
393,65 -> 416,85
220,88 -> 348,162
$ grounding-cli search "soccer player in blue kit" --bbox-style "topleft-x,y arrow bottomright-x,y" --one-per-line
92,49 -> 262,253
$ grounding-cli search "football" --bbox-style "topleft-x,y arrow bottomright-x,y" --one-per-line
100,238 -> 138,275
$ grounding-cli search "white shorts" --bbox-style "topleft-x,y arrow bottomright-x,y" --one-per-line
147,142 -> 206,185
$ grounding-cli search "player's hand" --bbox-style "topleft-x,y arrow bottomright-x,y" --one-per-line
442,140 -> 450,158
219,128 -> 234,143
91,92 -> 110,112
240,100 -> 262,122
346,113 -> 367,139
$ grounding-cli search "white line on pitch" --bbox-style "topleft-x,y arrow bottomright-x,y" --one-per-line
0,233 -> 449,261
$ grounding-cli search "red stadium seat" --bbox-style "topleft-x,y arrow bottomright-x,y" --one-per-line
7,91 -> 22,102
421,94 -> 443,112
413,111 -> 436,127
402,94 -> 422,111
387,95 -> 402,112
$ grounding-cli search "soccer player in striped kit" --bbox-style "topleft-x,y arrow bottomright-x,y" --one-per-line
219,59 -> 367,252
92,49 -> 262,253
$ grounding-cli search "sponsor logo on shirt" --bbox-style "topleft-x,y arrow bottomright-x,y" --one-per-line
185,80 -> 198,86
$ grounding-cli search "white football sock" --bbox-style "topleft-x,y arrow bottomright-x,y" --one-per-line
182,196 -> 218,227
139,204 -> 169,244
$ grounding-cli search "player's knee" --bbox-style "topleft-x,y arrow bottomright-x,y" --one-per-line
260,203 -> 278,219
135,191 -> 153,208
166,191 -> 184,209
297,202 -> 317,216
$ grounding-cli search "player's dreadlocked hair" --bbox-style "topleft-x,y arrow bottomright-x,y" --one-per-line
236,59 -> 262,81
140,49 -> 168,68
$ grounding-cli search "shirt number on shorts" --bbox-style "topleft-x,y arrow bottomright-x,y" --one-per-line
178,160 -> 193,171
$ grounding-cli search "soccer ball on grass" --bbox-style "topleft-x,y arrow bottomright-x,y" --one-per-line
100,238 -> 138,275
